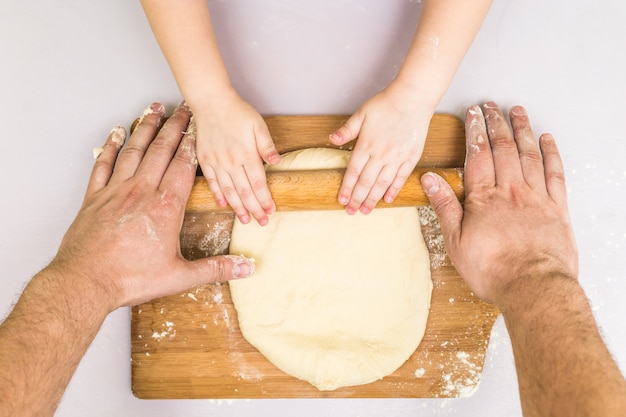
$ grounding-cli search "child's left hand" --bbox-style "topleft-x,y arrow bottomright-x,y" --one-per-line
329,81 -> 434,215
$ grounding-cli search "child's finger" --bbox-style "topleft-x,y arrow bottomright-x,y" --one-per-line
329,112 -> 363,146
359,163 -> 398,214
255,125 -> 281,165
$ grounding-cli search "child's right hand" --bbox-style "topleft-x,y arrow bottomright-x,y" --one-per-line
193,88 -> 280,226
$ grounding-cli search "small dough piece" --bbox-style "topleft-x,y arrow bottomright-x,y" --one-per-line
229,148 -> 432,390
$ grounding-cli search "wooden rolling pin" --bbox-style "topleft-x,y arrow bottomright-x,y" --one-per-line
186,167 -> 464,212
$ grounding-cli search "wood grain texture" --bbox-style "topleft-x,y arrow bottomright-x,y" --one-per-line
131,114 -> 499,399
186,168 -> 464,212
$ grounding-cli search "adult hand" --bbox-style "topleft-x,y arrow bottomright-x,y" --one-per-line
49,102 -> 255,310
194,88 -> 280,226
330,80 -> 432,215
420,102 -> 578,304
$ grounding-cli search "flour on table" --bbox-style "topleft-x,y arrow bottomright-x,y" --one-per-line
229,148 -> 433,390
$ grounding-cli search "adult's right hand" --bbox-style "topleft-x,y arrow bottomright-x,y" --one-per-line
420,102 -> 578,305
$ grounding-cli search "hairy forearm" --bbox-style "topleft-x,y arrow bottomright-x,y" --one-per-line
140,0 -> 232,107
499,274 -> 626,417
0,266 -> 112,417
395,0 -> 493,107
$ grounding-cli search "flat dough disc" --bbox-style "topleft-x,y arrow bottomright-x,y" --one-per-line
229,148 -> 432,390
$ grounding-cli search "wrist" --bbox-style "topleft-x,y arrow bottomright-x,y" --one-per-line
42,260 -> 120,317
184,82 -> 238,112
494,271 -> 581,317
385,77 -> 439,115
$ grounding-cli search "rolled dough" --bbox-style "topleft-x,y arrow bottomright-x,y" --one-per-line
229,148 -> 432,390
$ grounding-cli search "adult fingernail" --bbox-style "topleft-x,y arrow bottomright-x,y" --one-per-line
510,106 -> 525,116
467,105 -> 483,116
338,195 -> 349,205
137,102 -> 165,125
92,147 -> 104,159
109,126 -> 126,148
150,102 -> 165,114
421,173 -> 440,196
230,256 -> 255,279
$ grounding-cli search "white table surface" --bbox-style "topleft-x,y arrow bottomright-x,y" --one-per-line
1,0 -> 624,416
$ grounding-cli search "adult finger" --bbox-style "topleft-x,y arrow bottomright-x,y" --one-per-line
463,105 -> 495,195
539,133 -> 568,207
110,102 -> 165,184
159,117 -> 199,202
182,255 -> 255,287
482,102 -> 523,185
509,106 -> 545,191
122,255 -> 256,307
85,126 -> 126,197
136,103 -> 191,186
421,172 -> 463,255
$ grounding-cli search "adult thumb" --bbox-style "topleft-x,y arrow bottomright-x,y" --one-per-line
188,255 -> 255,285
420,172 -> 463,249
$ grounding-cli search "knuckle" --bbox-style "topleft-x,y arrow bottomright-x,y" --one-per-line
432,195 -> 457,217
221,184 -> 237,197
520,149 -> 542,163
149,134 -> 172,150
344,166 -> 361,181
394,171 -> 409,184
548,171 -> 566,186
238,186 -> 253,199
489,134 -> 516,149
207,178 -> 221,194
357,176 -> 375,189
120,143 -> 145,158
249,178 -> 267,192
375,177 -> 392,189
207,259 -> 226,282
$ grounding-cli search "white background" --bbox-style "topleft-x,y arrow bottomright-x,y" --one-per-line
1,0 -> 624,416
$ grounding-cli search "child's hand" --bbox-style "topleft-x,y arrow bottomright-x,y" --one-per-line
194,89 -> 280,226
329,81 -> 433,214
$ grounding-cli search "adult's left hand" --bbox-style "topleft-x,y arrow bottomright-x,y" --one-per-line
50,102 -> 255,310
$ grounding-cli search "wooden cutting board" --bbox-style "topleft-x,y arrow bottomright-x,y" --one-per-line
131,114 -> 500,399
